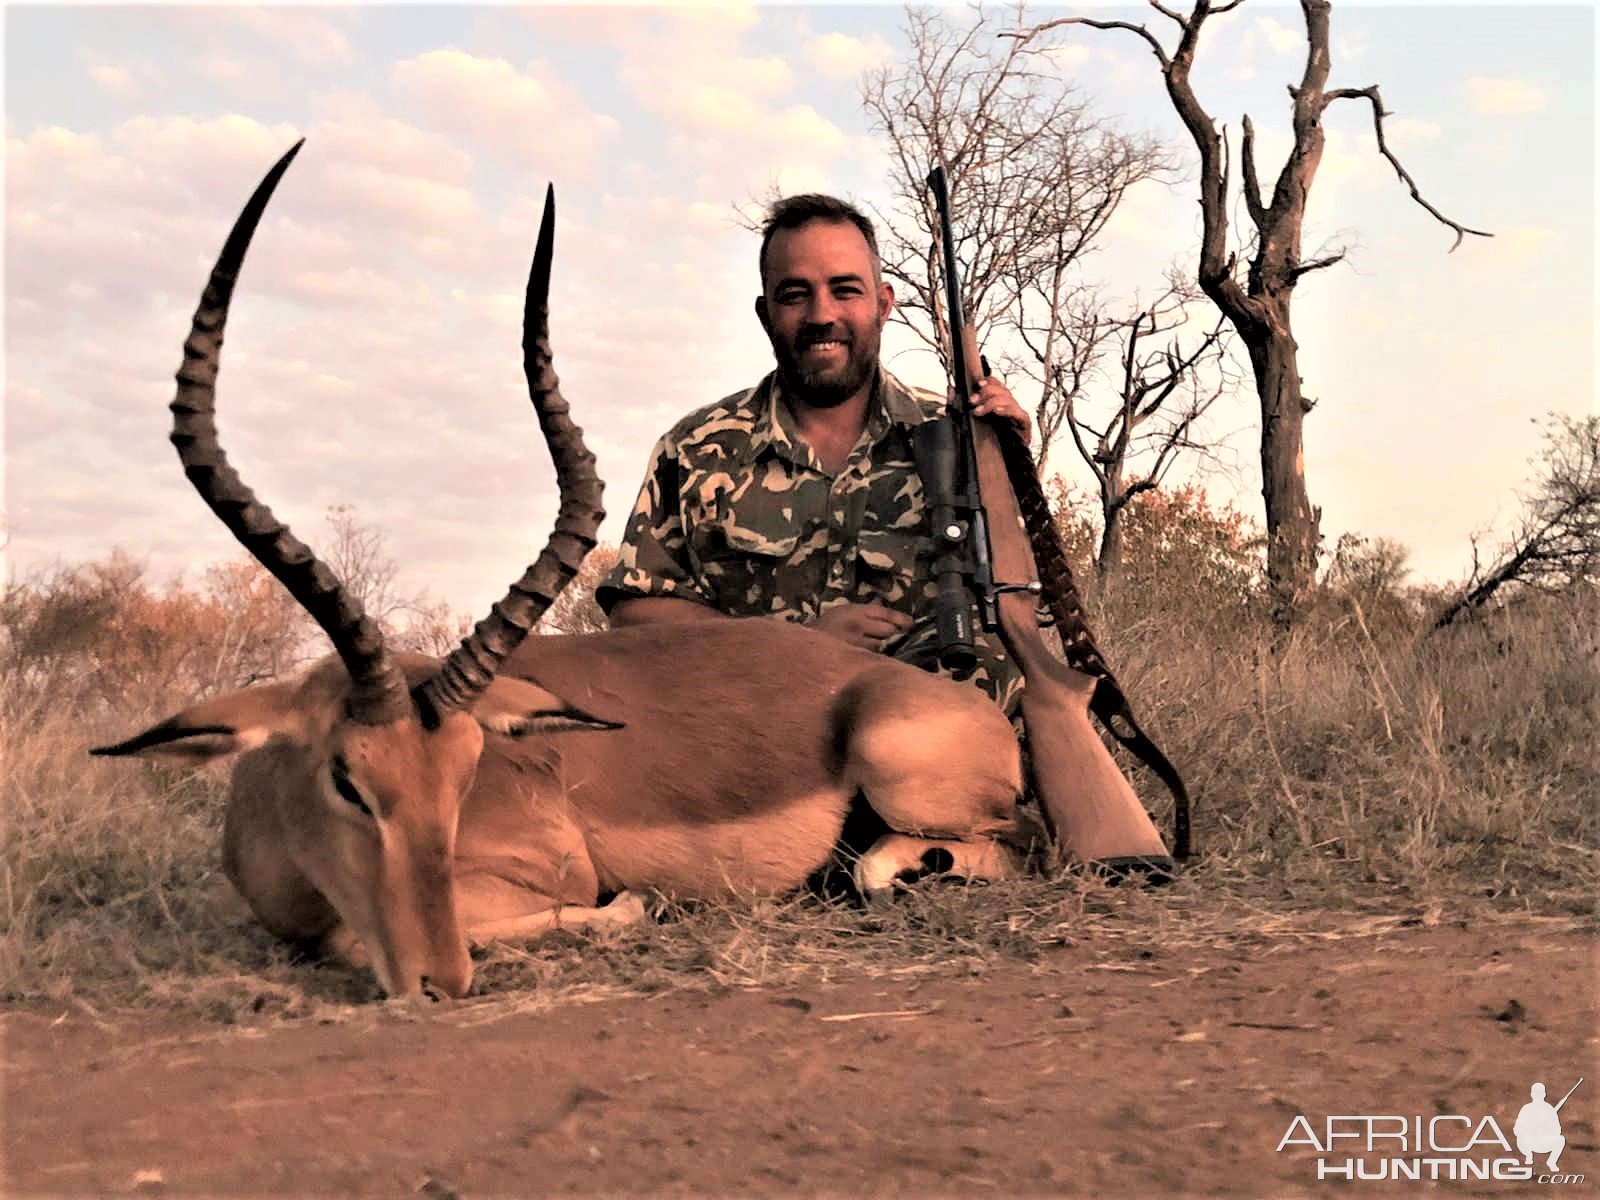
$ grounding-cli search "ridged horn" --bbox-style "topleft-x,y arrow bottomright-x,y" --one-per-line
418,186 -> 604,718
170,140 -> 411,726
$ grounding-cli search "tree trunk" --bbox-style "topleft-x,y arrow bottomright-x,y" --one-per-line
1096,480 -> 1126,583
1096,513 -> 1125,581
1019,0 -> 1486,626
1247,305 -> 1320,621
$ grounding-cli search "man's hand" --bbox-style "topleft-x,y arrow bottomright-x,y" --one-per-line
811,602 -> 912,651
970,375 -> 1032,446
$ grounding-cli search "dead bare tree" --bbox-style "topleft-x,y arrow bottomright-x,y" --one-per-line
861,5 -> 1172,403
1047,276 -> 1239,580
1009,0 -> 1489,624
1432,415 -> 1600,631
863,6 -> 1242,569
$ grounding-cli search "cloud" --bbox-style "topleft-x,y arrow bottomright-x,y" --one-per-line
1226,14 -> 1306,81
230,7 -> 353,67
5,102 -> 765,614
197,51 -> 250,90
614,18 -> 871,199
308,93 -> 474,185
5,108 -> 500,535
6,117 -> 308,314
120,8 -> 355,100
318,163 -> 478,238
86,61 -> 137,98
9,109 -> 487,292
390,49 -> 619,177
1385,116 -> 1443,147
113,113 -> 303,177
619,50 -> 794,135
803,32 -> 894,81
1255,16 -> 1304,57
1332,28 -> 1371,67
1247,121 -> 1387,201
11,113 -> 485,330
1481,225 -> 1561,268
511,0 -> 759,50
1042,43 -> 1092,74
1466,76 -> 1548,116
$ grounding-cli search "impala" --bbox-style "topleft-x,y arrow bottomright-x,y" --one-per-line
93,143 -> 1023,999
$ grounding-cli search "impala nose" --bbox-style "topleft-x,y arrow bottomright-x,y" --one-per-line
423,952 -> 473,999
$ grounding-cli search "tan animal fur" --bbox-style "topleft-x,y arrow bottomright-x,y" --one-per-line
94,143 -> 1022,1000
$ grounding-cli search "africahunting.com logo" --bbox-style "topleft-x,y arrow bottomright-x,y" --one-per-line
1276,1077 -> 1584,1184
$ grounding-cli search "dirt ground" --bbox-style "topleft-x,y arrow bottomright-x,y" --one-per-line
5,918 -> 1595,1198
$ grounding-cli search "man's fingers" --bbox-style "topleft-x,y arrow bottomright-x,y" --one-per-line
813,603 -> 910,649
975,403 -> 1033,445
858,604 -> 911,629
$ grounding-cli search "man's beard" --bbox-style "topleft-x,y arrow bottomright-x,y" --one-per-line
769,325 -> 879,409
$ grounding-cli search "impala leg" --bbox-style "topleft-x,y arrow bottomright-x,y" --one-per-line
853,833 -> 1018,897
835,666 -> 1023,896
464,891 -> 648,945
452,848 -> 646,947
320,922 -> 371,970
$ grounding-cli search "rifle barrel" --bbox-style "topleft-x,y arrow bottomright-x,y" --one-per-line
925,166 -> 975,414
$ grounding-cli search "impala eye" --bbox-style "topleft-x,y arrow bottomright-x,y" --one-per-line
329,760 -> 372,817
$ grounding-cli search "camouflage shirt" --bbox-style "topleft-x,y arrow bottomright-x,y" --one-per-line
598,368 -> 946,624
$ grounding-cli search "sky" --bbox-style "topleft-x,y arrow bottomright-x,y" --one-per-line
4,2 -> 1594,626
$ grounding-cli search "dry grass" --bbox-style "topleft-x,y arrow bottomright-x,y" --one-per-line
1100,585 -> 1599,909
3,553 -> 1595,1026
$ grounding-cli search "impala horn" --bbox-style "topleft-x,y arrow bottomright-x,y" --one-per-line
170,140 -> 410,725
417,185 -> 605,720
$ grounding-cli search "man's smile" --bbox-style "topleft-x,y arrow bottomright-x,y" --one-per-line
800,339 -> 848,357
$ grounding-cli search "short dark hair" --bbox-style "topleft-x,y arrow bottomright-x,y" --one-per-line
758,194 -> 880,287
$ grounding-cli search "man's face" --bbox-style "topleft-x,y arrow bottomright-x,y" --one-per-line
756,218 -> 894,409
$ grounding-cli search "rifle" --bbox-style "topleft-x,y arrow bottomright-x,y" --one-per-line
914,166 -> 1037,673
917,164 -> 1191,864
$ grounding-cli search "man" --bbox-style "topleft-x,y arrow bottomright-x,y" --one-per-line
598,193 -> 1032,710
600,193 -> 1174,871
1514,1082 -> 1567,1172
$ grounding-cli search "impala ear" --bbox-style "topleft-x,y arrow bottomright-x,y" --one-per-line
472,676 -> 624,739
90,681 -> 306,764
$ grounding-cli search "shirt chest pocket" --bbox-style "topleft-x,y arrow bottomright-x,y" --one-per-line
689,514 -> 806,617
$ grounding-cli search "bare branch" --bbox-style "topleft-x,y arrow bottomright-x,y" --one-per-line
1240,115 -> 1268,231
869,4 -> 1173,389
1432,415 -> 1600,629
1325,85 -> 1494,252
1006,17 -> 1171,69
1146,0 -> 1189,29
1290,252 -> 1345,279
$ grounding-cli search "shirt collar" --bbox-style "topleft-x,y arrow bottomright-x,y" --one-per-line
748,367 -> 936,464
